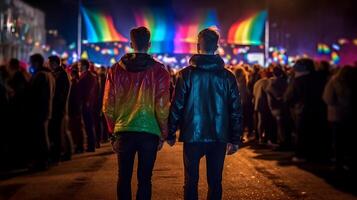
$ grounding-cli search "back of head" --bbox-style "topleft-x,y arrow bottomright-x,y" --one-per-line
198,28 -> 220,54
272,66 -> 284,78
71,66 -> 79,79
260,69 -> 269,78
130,26 -> 151,52
79,59 -> 90,72
30,54 -> 44,68
234,66 -> 248,84
100,66 -> 106,74
253,64 -> 261,73
9,58 -> 20,71
293,58 -> 315,73
318,61 -> 331,73
48,55 -> 61,68
337,66 -> 355,85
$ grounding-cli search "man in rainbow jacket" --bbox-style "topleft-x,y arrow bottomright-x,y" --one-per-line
102,26 -> 170,200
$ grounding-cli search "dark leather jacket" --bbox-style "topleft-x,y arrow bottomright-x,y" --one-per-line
168,54 -> 243,144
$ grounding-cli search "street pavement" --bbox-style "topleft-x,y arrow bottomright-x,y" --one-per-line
0,142 -> 356,200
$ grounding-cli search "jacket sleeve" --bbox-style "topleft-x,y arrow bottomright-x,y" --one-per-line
168,70 -> 188,140
322,76 -> 336,106
57,72 -> 70,115
102,67 -> 116,134
284,79 -> 297,106
155,67 -> 171,139
33,72 -> 54,120
228,74 -> 243,145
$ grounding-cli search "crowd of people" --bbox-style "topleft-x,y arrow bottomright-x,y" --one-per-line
0,55 -> 109,171
0,26 -> 356,200
225,59 -> 357,171
0,44 -> 356,175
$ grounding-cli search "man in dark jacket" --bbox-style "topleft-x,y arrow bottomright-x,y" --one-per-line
78,59 -> 98,152
48,56 -> 71,163
168,28 -> 243,200
28,54 -> 55,170
285,58 -> 324,162
97,66 -> 109,142
7,58 -> 29,167
68,65 -> 85,153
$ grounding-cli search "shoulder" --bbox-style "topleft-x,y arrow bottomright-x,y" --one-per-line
177,66 -> 194,76
151,62 -> 170,81
109,62 -> 125,75
152,60 -> 168,74
35,70 -> 49,80
59,69 -> 69,79
222,68 -> 237,82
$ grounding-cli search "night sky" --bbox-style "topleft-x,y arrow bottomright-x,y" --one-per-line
23,0 -> 357,55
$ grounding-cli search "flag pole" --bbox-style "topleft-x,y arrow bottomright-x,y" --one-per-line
264,0 -> 270,66
265,18 -> 269,66
77,0 -> 82,60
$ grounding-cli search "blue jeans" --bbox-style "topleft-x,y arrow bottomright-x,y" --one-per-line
183,142 -> 227,200
116,132 -> 159,200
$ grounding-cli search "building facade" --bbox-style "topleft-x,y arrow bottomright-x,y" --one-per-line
0,0 -> 45,64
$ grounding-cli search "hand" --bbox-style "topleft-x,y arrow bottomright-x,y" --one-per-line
157,139 -> 164,151
111,140 -> 119,154
226,143 -> 239,155
166,139 -> 176,147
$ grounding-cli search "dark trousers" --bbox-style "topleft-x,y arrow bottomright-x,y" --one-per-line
69,115 -> 85,153
31,119 -> 50,169
49,115 -> 63,163
257,111 -> 277,143
332,121 -> 355,168
183,142 -> 227,200
82,108 -> 96,151
274,112 -> 292,148
116,132 -> 159,200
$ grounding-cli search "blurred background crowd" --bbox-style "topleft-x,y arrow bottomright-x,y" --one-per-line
0,54 -> 356,174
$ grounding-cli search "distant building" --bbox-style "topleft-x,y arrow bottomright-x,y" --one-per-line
0,0 -> 46,64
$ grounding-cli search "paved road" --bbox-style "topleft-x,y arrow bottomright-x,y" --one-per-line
0,143 -> 356,200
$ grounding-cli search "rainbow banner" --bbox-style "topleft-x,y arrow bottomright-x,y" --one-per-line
227,11 -> 267,45
174,9 -> 219,53
331,51 -> 340,64
134,8 -> 175,53
317,43 -> 331,54
81,7 -> 128,43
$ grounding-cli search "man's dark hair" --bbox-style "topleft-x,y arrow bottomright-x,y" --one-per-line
9,58 -> 20,70
294,58 -> 315,72
30,54 -> 44,67
130,26 -> 151,51
48,55 -> 61,66
79,59 -> 90,70
272,66 -> 284,77
198,28 -> 220,52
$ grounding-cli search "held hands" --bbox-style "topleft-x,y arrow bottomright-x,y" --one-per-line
157,139 -> 164,151
226,143 -> 239,155
166,133 -> 176,147
158,138 -> 175,151
111,140 -> 119,154
166,139 -> 176,147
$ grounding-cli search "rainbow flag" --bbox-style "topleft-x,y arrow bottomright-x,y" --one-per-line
331,51 -> 340,64
134,8 -> 175,53
174,9 -> 219,53
317,43 -> 331,54
81,7 -> 128,43
227,11 -> 267,45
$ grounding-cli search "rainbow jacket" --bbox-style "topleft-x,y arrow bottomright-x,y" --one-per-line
102,53 -> 170,139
